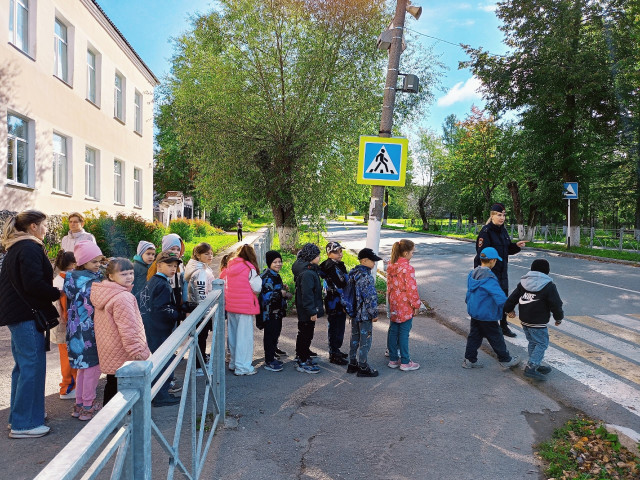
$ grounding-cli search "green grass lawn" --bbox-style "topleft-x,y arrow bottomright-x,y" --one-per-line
183,234 -> 238,263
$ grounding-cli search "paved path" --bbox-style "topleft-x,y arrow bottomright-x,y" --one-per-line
326,222 -> 640,433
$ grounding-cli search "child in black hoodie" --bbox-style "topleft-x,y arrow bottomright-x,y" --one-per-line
504,259 -> 563,380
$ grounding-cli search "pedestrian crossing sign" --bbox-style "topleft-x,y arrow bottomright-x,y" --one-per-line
563,182 -> 578,200
357,136 -> 408,187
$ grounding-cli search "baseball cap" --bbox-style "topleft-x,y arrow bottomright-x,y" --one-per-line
358,248 -> 382,262
479,247 -> 502,262
326,241 -> 343,254
156,251 -> 182,265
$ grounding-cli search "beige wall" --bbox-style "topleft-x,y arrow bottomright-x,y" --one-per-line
0,0 -> 157,219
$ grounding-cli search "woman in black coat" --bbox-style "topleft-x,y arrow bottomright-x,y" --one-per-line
0,210 -> 61,438
474,203 -> 526,338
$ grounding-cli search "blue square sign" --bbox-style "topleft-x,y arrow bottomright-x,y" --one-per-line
563,182 -> 578,200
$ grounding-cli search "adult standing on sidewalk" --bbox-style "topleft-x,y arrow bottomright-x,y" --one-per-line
60,212 -> 96,253
474,203 -> 526,338
0,210 -> 61,439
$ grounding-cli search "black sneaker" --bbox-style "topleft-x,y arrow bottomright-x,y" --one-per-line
152,394 -> 181,407
338,351 -> 348,359
275,348 -> 287,356
346,362 -> 358,374
309,350 -> 319,357
524,365 -> 547,380
502,327 -> 517,338
536,365 -> 552,374
357,365 -> 379,378
329,354 -> 348,366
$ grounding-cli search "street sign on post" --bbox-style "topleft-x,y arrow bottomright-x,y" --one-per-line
357,136 -> 408,187
563,182 -> 578,248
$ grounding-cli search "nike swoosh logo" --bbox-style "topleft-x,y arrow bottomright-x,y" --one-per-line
519,298 -> 539,305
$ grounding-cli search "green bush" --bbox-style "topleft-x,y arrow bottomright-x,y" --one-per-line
169,218 -> 195,242
191,218 -> 224,237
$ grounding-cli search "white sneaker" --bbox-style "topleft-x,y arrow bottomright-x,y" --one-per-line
60,389 -> 76,400
9,425 -> 50,439
234,369 -> 257,376
462,359 -> 483,369
499,356 -> 521,369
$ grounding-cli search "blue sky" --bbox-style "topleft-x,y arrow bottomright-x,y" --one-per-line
98,0 -> 506,136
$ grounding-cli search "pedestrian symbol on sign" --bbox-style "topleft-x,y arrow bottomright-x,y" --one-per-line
366,146 -> 397,175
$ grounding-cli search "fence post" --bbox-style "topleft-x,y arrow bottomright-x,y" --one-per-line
117,360 -> 153,480
590,227 -> 594,249
620,227 -> 624,251
510,224 -> 514,236
544,226 -> 548,243
212,279 -> 226,423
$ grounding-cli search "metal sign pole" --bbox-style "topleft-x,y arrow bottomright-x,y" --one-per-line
567,198 -> 571,249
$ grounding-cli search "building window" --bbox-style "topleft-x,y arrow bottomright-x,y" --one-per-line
114,73 -> 124,121
52,133 -> 69,193
134,91 -> 142,134
87,50 -> 96,103
134,168 -> 142,207
9,0 -> 29,54
85,147 -> 98,199
54,18 -> 68,82
114,159 -> 123,203
7,113 -> 29,185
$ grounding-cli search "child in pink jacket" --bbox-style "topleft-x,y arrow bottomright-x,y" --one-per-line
91,258 -> 151,405
386,239 -> 422,372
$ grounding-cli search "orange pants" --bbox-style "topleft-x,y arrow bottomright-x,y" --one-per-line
58,343 -> 77,396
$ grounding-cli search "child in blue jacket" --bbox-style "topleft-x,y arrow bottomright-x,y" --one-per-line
463,247 -> 520,370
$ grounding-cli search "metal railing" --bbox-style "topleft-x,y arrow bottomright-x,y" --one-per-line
36,281 -> 226,480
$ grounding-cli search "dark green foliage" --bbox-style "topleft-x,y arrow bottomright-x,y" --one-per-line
168,218 -> 195,243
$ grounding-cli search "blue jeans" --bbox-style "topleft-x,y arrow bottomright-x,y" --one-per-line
522,326 -> 549,367
8,320 -> 46,430
464,318 -> 511,363
387,318 -> 413,364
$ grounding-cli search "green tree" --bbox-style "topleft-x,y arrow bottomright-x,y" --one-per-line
160,0 -> 438,249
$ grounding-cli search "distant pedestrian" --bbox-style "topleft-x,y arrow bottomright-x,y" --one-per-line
184,242 -> 216,376
237,218 -> 243,242
132,240 -> 155,298
347,248 -> 382,378
0,210 -> 61,439
92,258 -> 151,405
293,243 -> 324,374
258,250 -> 292,372
60,212 -> 96,253
474,203 -> 526,338
65,240 -> 104,421
52,250 -> 77,401
504,259 -> 563,380
386,239 -> 421,372
221,244 -> 261,376
138,251 -> 182,406
463,247 -> 520,370
319,241 -> 349,366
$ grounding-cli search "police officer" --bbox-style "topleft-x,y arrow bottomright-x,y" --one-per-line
474,203 -> 526,338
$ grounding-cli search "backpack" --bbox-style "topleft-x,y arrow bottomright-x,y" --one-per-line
340,272 -> 358,318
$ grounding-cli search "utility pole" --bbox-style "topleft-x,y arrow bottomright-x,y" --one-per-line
365,0 -> 407,270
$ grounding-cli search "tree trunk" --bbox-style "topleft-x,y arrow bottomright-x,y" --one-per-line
506,181 -> 524,224
417,193 -> 429,230
271,203 -> 298,251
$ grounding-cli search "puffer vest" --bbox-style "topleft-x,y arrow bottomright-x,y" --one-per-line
223,258 -> 260,315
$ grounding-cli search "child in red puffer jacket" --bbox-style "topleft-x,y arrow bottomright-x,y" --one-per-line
386,239 -> 422,372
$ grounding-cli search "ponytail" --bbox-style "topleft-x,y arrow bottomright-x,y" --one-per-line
390,239 -> 415,264
1,210 -> 47,248
55,250 -> 76,272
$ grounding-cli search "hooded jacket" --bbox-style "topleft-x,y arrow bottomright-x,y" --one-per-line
349,264 -> 378,323
132,255 -> 150,298
137,273 -> 180,337
91,280 -> 151,375
504,271 -> 564,327
474,222 -> 521,284
258,268 -> 287,326
387,257 -> 421,323
465,266 -> 507,321
61,229 -> 96,253
319,258 -> 348,315
293,258 -> 324,322
64,268 -> 103,368
0,237 -> 60,327
184,259 -> 216,304
222,257 -> 260,315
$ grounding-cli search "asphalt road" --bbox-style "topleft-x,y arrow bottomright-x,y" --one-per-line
326,221 -> 640,433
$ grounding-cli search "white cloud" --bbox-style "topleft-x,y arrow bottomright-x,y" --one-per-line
477,2 -> 497,13
437,77 -> 483,107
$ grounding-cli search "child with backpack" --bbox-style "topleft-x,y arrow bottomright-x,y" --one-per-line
319,241 -> 349,366
258,250 -> 292,372
346,248 -> 381,378
504,259 -> 563,380
64,241 -> 104,421
292,243 -> 324,374
463,247 -> 520,370
386,239 -> 421,372
92,258 -> 151,405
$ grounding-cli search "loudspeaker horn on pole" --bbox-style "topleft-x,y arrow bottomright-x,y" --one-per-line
406,1 -> 422,20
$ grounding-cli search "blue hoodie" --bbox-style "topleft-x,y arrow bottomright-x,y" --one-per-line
465,266 -> 507,321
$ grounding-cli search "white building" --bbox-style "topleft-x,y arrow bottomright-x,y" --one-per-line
154,191 -> 193,226
0,0 -> 158,219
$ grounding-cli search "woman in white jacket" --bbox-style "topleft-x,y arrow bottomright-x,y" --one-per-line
184,243 -> 216,376
60,212 -> 96,253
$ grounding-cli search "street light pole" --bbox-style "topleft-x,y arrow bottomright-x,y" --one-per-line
365,0 -> 407,270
